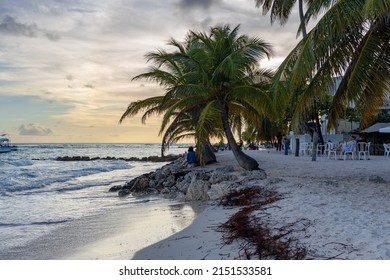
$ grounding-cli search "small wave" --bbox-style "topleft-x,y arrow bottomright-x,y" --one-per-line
0,219 -> 70,228
1,159 -> 34,167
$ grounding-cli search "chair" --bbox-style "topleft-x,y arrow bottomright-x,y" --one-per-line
324,142 -> 332,156
343,142 -> 357,160
325,142 -> 338,160
316,144 -> 325,156
307,143 -> 313,156
384,143 -> 390,157
357,142 -> 370,160
299,142 -> 308,156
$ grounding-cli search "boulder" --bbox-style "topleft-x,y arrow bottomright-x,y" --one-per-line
185,177 -> 211,201
209,171 -> 238,184
241,169 -> 267,182
131,176 -> 151,193
208,182 -> 239,200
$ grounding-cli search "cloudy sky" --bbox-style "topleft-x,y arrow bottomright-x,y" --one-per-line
0,0 -> 303,143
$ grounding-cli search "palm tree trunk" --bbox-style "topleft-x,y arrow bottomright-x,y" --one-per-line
201,138 -> 216,165
298,0 -> 307,37
221,104 -> 259,170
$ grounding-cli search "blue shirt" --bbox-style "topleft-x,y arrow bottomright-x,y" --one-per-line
187,151 -> 197,164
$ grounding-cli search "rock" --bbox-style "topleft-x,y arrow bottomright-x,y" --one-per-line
215,166 -> 235,173
56,155 -> 181,162
208,182 -> 239,200
118,189 -> 131,197
209,171 -> 238,184
174,192 -> 186,202
114,158 -> 262,200
131,176 -> 151,193
185,177 -> 211,201
176,170 -> 212,193
241,169 -> 267,182
162,175 -> 176,188
108,185 -> 122,192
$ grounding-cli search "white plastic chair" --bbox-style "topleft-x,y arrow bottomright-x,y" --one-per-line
299,142 -> 308,156
325,142 -> 338,160
343,142 -> 357,160
383,143 -> 390,157
317,144 -> 325,156
307,143 -> 313,156
358,142 -> 370,160
324,142 -> 332,156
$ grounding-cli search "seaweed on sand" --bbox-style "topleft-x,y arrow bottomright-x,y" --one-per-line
218,187 -> 310,260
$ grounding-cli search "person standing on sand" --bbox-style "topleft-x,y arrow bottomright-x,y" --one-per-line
276,132 -> 282,151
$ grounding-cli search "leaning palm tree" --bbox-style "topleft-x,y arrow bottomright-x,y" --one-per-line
273,0 -> 390,131
121,25 -> 275,170
120,35 -> 221,164
182,25 -> 274,170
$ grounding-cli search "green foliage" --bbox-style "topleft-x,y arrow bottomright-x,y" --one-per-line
375,110 -> 390,123
270,0 -> 390,131
120,24 -> 276,168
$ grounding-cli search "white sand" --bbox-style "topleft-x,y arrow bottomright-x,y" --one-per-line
134,149 -> 390,260
14,149 -> 387,260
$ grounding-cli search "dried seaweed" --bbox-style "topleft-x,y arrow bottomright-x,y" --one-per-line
218,187 -> 310,260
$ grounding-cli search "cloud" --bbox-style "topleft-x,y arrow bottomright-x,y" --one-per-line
18,123 -> 53,136
0,15 -> 60,41
177,0 -> 222,10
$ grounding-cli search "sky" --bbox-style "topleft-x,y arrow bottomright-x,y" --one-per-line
0,0 -> 303,143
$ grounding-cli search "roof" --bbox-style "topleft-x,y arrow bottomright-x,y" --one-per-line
361,122 -> 390,133
379,126 -> 390,133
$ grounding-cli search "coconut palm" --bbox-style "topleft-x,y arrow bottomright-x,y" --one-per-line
120,32 -> 232,165
179,25 -> 274,170
119,46 -> 218,164
255,0 -> 337,153
121,24 -> 275,170
119,95 -> 218,164
255,0 -> 309,37
273,0 -> 390,130
255,0 -> 338,37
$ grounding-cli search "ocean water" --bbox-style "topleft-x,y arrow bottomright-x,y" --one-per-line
0,143 -> 185,256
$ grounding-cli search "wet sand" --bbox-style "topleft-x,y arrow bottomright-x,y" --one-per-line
0,199 -> 206,260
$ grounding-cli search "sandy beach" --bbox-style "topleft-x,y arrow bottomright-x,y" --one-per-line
0,199 -> 206,260
5,148 -> 389,260
133,149 -> 390,260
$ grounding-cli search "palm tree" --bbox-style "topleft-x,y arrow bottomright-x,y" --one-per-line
119,95 -> 218,164
255,0 -> 337,158
121,25 -> 275,170
119,46 -> 218,164
273,0 -> 390,131
254,0 -> 309,37
183,25 -> 275,170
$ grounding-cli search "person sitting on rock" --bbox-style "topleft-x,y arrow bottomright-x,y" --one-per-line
185,146 -> 197,167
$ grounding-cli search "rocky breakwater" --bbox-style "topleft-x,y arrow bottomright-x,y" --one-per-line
109,158 -> 268,202
56,154 -> 181,162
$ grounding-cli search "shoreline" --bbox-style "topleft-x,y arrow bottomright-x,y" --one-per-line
0,198 -> 206,260
3,148 -> 390,260
130,149 -> 390,260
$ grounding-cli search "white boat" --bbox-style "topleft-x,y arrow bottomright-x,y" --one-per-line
0,134 -> 17,153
